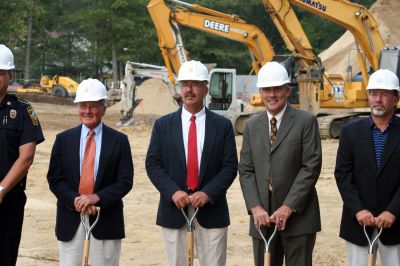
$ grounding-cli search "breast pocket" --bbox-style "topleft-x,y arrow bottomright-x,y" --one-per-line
0,118 -> 22,147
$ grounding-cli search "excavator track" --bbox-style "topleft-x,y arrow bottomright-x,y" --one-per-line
317,112 -> 366,139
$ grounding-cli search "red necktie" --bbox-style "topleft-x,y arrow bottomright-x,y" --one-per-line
187,115 -> 199,191
79,129 -> 96,195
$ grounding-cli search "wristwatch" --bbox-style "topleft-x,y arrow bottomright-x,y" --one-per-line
0,186 -> 6,194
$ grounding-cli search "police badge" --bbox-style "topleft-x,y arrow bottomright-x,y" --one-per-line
10,109 -> 17,119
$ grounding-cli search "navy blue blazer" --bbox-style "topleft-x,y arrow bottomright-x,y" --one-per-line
335,116 -> 400,245
47,124 -> 133,241
145,107 -> 238,229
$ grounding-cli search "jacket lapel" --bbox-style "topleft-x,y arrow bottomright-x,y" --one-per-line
377,116 -> 400,177
199,108 -> 216,183
271,105 -> 295,152
360,119 -> 377,174
173,108 -> 186,172
255,111 -> 270,152
72,126 -> 82,187
95,124 -> 112,190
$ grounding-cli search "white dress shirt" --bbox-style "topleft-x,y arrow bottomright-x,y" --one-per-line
266,103 -> 287,134
181,107 -> 206,170
79,123 -> 103,181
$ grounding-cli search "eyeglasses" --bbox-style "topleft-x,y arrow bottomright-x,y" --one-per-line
180,81 -> 207,89
79,104 -> 103,111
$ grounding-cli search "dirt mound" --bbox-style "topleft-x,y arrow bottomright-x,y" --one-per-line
319,0 -> 400,75
107,78 -> 178,117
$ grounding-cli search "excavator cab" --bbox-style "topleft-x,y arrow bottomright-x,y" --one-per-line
208,69 -> 233,111
379,47 -> 400,78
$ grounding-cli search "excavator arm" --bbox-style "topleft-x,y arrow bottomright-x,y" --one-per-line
287,0 -> 385,85
263,0 -> 318,68
147,0 -> 275,80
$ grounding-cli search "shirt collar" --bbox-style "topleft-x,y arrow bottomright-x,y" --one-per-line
369,115 -> 394,132
182,106 -> 206,121
82,122 -> 103,137
266,103 -> 287,123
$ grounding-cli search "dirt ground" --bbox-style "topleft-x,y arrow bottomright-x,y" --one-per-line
14,100 -> 349,266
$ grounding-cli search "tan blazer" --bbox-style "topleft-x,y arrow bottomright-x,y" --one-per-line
239,105 -> 322,238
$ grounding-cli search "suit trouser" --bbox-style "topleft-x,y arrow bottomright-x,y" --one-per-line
0,190 -> 26,266
162,219 -> 228,266
253,232 -> 316,266
58,219 -> 121,266
346,240 -> 400,266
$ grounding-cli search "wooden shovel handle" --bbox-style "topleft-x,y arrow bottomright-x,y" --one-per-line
367,253 -> 374,266
264,252 -> 271,266
82,239 -> 90,266
187,231 -> 194,266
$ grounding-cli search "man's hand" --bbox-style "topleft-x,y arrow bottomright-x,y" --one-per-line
171,190 -> 190,209
355,209 -> 375,226
375,211 -> 396,228
189,191 -> 209,208
74,194 -> 100,214
81,205 -> 99,216
251,205 -> 272,230
270,205 -> 293,231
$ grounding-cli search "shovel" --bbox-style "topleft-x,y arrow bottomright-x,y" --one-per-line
258,225 -> 277,266
363,225 -> 383,266
181,207 -> 199,266
81,208 -> 101,266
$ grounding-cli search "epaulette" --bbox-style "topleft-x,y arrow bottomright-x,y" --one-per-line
17,97 -> 30,105
6,94 -> 31,109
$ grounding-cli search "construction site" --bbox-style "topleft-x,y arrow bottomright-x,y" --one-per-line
9,0 -> 400,265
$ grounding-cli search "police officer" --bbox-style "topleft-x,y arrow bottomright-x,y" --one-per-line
0,44 -> 44,266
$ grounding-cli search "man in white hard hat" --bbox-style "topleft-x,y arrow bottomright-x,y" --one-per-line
0,44 -> 45,266
335,69 -> 400,266
239,61 -> 322,266
146,60 -> 238,266
47,78 -> 133,266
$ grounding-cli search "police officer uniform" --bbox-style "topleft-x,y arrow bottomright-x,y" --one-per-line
0,93 -> 44,266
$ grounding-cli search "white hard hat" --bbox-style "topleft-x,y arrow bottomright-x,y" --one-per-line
366,69 -> 399,91
0,44 -> 15,70
256,61 -> 290,88
177,60 -> 208,82
74,78 -> 107,103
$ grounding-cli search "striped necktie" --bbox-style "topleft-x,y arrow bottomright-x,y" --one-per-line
270,117 -> 277,145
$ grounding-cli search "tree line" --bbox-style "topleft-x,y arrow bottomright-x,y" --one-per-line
0,0 -> 374,85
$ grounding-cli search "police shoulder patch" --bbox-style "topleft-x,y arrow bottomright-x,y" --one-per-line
27,106 -> 39,126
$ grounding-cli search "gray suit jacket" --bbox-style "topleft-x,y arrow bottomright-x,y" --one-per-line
239,105 -> 322,238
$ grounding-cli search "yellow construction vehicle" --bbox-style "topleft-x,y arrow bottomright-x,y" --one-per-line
16,75 -> 78,97
116,0 -> 278,132
147,0 -> 275,83
40,75 -> 78,97
261,0 -> 399,138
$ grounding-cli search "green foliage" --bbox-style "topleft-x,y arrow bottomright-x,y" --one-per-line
0,0 -> 380,79
0,0 -> 31,44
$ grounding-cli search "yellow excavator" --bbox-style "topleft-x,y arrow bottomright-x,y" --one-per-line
117,0 -> 278,132
147,0 -> 275,82
262,0 -> 399,138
